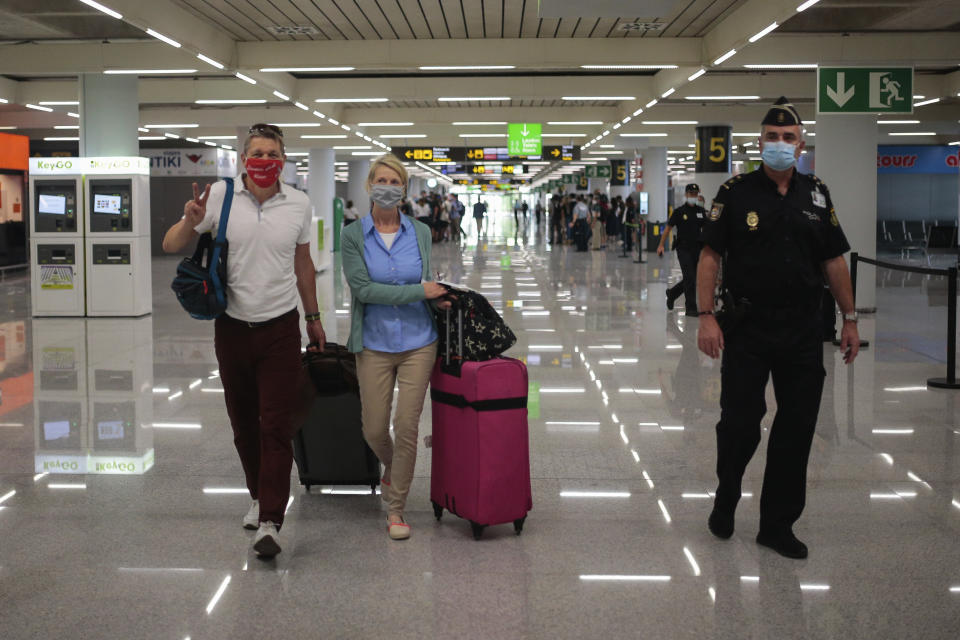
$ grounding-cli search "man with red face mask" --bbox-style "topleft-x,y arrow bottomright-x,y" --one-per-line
163,123 -> 325,559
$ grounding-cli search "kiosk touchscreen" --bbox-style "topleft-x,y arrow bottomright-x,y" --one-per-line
88,180 -> 133,233
34,180 -> 78,234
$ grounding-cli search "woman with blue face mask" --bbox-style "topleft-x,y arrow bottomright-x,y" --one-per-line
340,154 -> 452,540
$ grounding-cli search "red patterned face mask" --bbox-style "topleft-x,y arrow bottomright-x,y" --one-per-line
245,157 -> 284,188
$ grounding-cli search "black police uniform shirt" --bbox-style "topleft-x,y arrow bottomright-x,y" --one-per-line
667,203 -> 707,250
701,167 -> 850,309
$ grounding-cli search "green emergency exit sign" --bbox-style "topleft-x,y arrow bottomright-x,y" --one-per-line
817,67 -> 913,114
508,123 -> 542,156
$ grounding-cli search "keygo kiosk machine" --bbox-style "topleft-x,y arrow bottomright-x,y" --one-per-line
83,158 -> 152,316
28,159 -> 85,316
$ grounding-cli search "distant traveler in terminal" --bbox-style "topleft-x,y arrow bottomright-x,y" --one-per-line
162,123 -> 326,559
696,97 -> 860,559
343,199 -> 360,226
658,183 -> 707,316
473,198 -> 487,239
340,153 -> 452,540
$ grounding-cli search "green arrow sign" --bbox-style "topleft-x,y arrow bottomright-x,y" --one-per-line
817,67 -> 913,114
596,165 -> 612,179
508,123 -> 542,156
585,166 -> 597,178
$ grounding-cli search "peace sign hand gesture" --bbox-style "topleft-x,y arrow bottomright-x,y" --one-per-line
184,182 -> 212,228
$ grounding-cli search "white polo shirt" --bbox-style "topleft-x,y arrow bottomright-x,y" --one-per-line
193,175 -> 312,323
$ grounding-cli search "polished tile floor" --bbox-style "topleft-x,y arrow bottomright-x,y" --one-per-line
1,214 -> 959,639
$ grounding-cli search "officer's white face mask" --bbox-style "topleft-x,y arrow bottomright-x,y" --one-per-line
685,197 -> 699,206
761,140 -> 798,171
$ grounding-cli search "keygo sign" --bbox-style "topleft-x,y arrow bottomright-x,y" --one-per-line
817,67 -> 913,114
508,123 -> 542,156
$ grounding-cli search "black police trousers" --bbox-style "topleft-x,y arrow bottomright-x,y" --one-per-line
714,309 -> 825,533
667,246 -> 700,313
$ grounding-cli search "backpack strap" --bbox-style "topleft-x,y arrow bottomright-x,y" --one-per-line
208,177 -> 234,308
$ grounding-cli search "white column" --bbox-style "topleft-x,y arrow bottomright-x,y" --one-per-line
589,178 -> 609,194
814,114 -> 878,311
347,159 -> 371,216
642,146 -> 669,222
308,147 -> 335,273
79,73 -> 138,157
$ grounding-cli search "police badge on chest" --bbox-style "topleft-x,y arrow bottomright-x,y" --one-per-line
811,190 -> 827,208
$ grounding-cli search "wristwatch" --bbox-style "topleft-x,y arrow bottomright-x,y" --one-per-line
841,311 -> 858,322
698,310 -> 715,317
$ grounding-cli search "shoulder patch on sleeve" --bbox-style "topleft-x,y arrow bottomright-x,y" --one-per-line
721,175 -> 744,190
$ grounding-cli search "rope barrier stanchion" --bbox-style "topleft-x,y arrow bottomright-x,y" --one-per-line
834,252 -> 871,349
635,222 -> 646,264
928,266 -> 960,389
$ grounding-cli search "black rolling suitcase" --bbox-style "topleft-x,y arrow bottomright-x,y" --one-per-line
293,343 -> 380,493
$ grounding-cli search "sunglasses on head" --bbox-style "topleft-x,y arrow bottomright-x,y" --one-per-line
248,123 -> 284,137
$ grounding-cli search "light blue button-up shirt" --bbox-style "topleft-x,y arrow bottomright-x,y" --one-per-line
361,215 -> 437,353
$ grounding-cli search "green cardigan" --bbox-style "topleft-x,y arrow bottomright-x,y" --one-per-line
340,216 -> 438,353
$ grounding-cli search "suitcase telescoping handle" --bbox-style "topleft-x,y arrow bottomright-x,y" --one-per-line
442,296 -> 464,368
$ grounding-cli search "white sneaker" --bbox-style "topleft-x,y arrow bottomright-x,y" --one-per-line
242,500 -> 259,530
253,521 -> 281,558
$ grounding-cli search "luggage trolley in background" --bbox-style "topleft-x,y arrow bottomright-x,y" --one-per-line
430,297 -> 532,540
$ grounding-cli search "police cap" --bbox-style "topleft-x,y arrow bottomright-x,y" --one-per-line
685,183 -> 700,194
761,96 -> 803,127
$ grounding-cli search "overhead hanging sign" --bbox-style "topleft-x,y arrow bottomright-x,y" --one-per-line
393,145 -> 578,163
817,67 -> 913,114
508,123 -> 542,156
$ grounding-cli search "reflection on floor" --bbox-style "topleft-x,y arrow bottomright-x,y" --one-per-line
0,215 -> 958,639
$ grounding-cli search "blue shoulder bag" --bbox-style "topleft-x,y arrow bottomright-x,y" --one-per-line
171,178 -> 234,320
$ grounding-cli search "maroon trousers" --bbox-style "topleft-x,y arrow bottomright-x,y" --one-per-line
214,309 -> 301,527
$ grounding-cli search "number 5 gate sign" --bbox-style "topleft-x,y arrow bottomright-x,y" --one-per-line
695,125 -> 732,174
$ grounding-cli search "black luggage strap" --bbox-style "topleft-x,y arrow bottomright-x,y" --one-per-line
431,388 -> 527,411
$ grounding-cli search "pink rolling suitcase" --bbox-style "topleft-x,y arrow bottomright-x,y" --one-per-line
430,308 -> 532,540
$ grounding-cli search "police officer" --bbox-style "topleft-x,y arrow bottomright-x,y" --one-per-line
658,184 -> 707,316
696,97 -> 860,559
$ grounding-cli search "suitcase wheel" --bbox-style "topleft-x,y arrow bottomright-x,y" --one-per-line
513,517 -> 526,535
432,501 -> 443,521
470,521 -> 486,541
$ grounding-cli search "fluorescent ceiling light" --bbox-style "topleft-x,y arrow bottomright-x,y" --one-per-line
358,122 -> 414,127
543,133 -> 586,137
457,133 -> 506,138
732,132 -> 760,136
39,101 -> 79,106
151,422 -> 202,429
54,125 -> 79,129
295,102 -> 309,110
796,0 -> 821,10
48,483 -> 87,490
661,88 -> 676,98
878,120 -> 921,124
713,49 -> 737,65
195,99 -> 267,104
25,104 -> 53,112
299,134 -> 347,139
0,126 -> 16,130
273,90 -> 290,101
78,0 -> 122,19
642,120 -> 698,125
599,144 -> 616,148
352,151 -> 384,156
145,124 -> 199,129
749,22 -> 779,43
419,65 -> 515,70
105,69 -> 196,75
379,134 -> 426,138
438,97 -> 510,101
646,99 -> 658,108
581,65 -> 677,70
632,108 -> 643,116
315,98 -> 389,103
620,133 -> 669,137
166,133 -> 181,139
272,122 -> 321,128
332,145 -> 372,150
197,135 -> 236,140
452,121 -> 507,125
888,132 -> 937,136
145,28 -> 181,48
685,95 -> 760,100
185,137 -> 199,143
589,150 -> 622,154
688,69 -> 707,82
547,121 -> 603,125
563,96 -> 635,101
68,112 -> 79,118
261,67 -> 355,72
197,53 -> 224,69
913,98 -> 940,107
138,136 -> 165,141
743,63 -> 817,69
235,72 -> 256,85
621,116 -> 632,124
43,137 -> 79,141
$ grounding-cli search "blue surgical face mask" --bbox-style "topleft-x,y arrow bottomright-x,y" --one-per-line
761,140 -> 798,171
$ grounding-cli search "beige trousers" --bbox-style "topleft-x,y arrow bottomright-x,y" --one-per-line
356,341 -> 437,515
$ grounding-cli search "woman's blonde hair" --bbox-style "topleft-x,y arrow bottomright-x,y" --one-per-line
366,154 -> 408,195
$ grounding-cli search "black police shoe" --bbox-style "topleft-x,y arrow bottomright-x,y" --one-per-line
708,506 -> 735,539
756,529 -> 808,559
666,291 -> 676,310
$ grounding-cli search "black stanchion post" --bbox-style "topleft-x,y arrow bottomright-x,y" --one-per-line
929,266 -> 960,389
